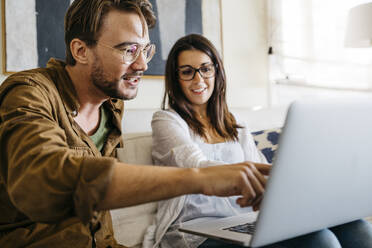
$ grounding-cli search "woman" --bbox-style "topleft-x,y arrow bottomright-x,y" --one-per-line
143,34 -> 372,248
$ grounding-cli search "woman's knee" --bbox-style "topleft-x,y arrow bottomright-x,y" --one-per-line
268,229 -> 341,248
330,219 -> 372,248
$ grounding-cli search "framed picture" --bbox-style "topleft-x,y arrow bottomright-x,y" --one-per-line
2,0 -> 71,74
2,0 -> 222,77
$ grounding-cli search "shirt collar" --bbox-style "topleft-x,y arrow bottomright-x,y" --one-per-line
47,58 -> 80,117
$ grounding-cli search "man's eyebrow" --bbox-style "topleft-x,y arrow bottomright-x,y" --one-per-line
113,41 -> 150,49
113,42 -> 138,49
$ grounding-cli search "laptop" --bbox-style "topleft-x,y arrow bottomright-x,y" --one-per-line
179,98 -> 372,247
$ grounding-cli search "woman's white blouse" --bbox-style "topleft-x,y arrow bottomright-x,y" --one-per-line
142,110 -> 267,248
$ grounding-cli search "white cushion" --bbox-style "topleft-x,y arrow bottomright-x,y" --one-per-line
112,132 -> 157,247
111,203 -> 156,247
117,132 -> 153,165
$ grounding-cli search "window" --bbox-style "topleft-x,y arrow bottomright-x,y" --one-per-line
269,0 -> 372,90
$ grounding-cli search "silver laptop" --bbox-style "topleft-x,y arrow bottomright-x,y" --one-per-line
180,98 -> 372,247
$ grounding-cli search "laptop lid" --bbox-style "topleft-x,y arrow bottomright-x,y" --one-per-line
180,98 -> 372,247
251,98 -> 372,246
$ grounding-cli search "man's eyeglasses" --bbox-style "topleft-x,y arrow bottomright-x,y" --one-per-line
177,64 -> 216,81
97,42 -> 156,65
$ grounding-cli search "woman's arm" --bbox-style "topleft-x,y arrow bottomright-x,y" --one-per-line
151,110 -> 223,168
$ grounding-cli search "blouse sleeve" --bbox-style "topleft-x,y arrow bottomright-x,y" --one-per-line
151,110 -> 224,168
238,121 -> 268,164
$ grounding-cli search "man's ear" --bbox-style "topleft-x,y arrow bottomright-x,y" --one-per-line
69,38 -> 90,64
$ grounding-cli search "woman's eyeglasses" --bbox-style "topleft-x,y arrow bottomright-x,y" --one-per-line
177,64 -> 216,81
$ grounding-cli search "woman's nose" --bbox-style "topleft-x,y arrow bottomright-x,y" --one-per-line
193,70 -> 204,82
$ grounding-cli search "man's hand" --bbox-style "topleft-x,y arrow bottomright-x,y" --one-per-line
252,162 -> 271,210
194,162 -> 271,208
253,162 -> 271,176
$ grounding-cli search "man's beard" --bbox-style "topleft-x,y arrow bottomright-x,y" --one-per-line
90,59 -> 139,100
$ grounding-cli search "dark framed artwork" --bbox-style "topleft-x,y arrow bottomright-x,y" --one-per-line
2,0 -> 222,77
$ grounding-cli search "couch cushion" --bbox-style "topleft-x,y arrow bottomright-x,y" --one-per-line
111,203 -> 156,247
117,132 -> 153,165
113,132 -> 156,247
252,127 -> 282,163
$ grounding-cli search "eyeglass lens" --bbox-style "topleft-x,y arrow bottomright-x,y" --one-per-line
123,44 -> 155,64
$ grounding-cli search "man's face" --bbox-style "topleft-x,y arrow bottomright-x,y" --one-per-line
90,10 -> 150,100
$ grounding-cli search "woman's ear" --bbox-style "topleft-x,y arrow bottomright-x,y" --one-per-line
69,38 -> 90,65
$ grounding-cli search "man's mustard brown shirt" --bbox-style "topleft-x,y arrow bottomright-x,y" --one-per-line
0,59 -> 126,247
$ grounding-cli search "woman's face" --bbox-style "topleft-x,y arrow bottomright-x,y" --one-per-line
177,49 -> 215,111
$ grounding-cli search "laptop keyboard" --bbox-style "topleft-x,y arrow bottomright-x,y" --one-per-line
223,221 -> 256,235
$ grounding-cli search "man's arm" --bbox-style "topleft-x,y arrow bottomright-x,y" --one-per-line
97,161 -> 268,210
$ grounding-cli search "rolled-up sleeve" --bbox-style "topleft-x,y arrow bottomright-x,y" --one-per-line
0,83 -> 115,224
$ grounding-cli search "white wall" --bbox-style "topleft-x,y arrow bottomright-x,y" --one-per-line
0,0 -> 269,110
221,0 -> 269,109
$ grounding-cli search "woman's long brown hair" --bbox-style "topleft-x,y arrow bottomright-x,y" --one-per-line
162,34 -> 242,141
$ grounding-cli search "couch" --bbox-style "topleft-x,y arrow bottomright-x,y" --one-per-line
111,109 -> 283,247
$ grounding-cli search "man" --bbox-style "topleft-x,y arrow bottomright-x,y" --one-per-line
0,0 -> 269,247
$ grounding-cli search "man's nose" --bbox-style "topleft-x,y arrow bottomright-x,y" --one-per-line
131,52 -> 148,72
